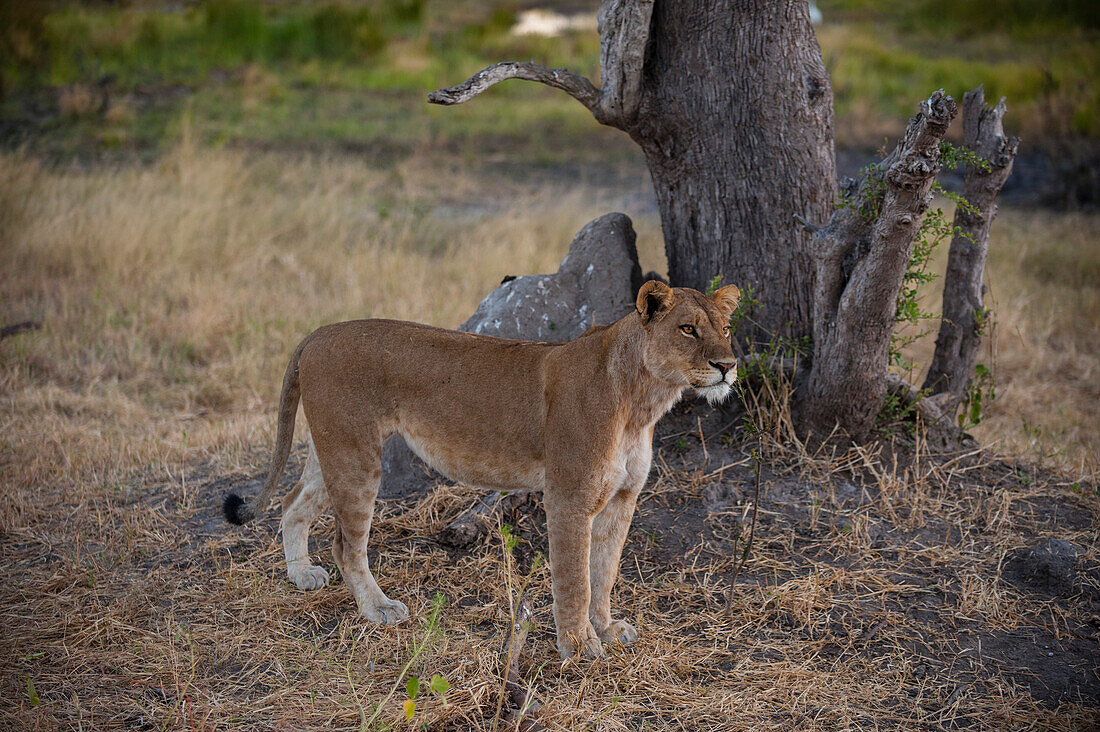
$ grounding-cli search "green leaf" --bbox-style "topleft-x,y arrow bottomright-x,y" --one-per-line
406,675 -> 419,700
429,674 -> 450,696
500,524 -> 517,553
403,698 -> 415,719
26,677 -> 39,706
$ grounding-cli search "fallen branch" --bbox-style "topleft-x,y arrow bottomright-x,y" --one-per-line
1,320 -> 42,340
885,374 -> 975,452
438,492 -> 531,548
496,597 -> 542,730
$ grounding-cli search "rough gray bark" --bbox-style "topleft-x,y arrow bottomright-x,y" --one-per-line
431,0 -> 835,342
923,87 -> 1019,411
629,0 -> 836,341
885,374 -> 973,452
802,91 -> 959,439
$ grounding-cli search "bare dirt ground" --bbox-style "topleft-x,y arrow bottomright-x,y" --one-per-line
2,397 -> 1097,730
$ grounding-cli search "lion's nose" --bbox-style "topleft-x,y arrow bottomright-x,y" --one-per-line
710,360 -> 736,376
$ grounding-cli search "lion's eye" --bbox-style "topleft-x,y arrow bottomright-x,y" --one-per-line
722,326 -> 730,337
680,325 -> 696,336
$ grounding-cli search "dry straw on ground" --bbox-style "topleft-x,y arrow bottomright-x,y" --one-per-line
2,145 -> 1098,729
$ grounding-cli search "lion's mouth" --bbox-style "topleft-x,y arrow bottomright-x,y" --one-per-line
697,381 -> 733,405
706,373 -> 735,388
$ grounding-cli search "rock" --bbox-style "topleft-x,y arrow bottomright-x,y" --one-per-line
460,211 -> 643,342
378,432 -> 440,500
1002,539 -> 1098,601
704,482 -> 743,508
379,212 -> 645,499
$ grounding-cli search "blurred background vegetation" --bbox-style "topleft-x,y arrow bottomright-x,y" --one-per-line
2,0 -> 1098,169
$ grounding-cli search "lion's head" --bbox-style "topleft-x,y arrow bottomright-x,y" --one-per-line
635,280 -> 741,404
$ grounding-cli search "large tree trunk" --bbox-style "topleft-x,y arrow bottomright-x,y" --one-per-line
629,0 -> 837,340
431,0 -> 835,343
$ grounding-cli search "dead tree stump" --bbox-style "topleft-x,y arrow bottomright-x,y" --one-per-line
924,87 -> 1020,413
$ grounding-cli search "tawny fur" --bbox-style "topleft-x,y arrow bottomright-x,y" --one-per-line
225,281 -> 740,659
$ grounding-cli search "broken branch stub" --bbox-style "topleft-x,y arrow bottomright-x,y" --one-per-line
923,86 -> 1019,412
594,0 -> 655,127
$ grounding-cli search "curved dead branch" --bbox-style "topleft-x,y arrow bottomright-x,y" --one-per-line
428,0 -> 655,131
428,61 -> 600,112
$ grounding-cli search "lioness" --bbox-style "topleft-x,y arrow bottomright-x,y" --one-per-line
224,280 -> 740,659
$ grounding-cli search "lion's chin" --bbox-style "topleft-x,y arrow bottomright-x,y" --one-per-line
697,382 -> 733,405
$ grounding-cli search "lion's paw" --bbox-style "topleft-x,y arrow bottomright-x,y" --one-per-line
288,563 -> 330,591
557,624 -> 604,661
597,619 -> 638,646
360,597 -> 409,626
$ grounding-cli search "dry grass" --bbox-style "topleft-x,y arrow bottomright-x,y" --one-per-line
0,140 -> 662,506
1,409 -> 1095,730
2,145 -> 1098,729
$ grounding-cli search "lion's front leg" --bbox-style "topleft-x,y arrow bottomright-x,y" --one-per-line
588,487 -> 640,647
544,496 -> 603,660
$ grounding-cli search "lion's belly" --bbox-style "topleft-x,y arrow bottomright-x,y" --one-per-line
400,428 -> 545,493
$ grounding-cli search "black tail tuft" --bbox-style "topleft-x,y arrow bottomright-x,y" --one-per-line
223,493 -> 249,525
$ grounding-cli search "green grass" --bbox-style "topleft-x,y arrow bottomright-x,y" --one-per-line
818,5 -> 1100,142
820,0 -> 1100,35
1,0 -> 1097,161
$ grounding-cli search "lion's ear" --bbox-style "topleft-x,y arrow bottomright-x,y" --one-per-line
712,284 -> 741,318
636,280 -> 674,324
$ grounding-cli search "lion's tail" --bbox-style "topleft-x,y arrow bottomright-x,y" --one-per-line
223,337 -> 308,525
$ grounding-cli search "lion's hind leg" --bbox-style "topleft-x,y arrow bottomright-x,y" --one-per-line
281,436 -> 331,591
319,438 -> 409,626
